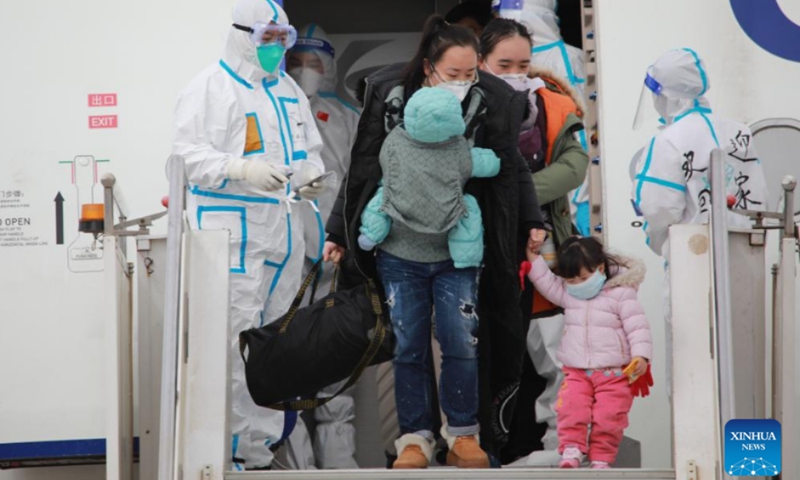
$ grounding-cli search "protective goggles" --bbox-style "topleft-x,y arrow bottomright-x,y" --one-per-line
293,37 -> 336,58
233,22 -> 298,49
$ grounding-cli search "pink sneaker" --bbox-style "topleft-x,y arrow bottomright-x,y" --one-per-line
591,461 -> 611,469
558,446 -> 584,468
559,458 -> 580,468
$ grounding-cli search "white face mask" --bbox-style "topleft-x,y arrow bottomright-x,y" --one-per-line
430,69 -> 475,103
486,62 -> 526,80
500,73 -> 528,82
289,67 -> 325,98
436,81 -> 471,102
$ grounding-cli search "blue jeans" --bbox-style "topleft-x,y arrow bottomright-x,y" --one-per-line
376,250 -> 480,439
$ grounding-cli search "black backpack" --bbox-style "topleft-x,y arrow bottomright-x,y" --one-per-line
239,261 -> 394,410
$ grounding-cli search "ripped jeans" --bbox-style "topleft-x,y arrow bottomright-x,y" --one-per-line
376,250 -> 481,439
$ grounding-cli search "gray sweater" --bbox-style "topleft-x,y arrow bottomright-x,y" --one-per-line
378,127 -> 473,263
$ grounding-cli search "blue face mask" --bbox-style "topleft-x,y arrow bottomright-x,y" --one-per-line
565,269 -> 607,300
256,43 -> 286,73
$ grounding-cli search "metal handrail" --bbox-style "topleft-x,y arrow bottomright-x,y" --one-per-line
777,176 -> 797,480
100,173 -> 131,230
709,149 -> 736,432
157,155 -> 186,480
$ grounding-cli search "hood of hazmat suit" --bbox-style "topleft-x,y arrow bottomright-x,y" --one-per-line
225,0 -> 291,84
633,48 -> 712,130
171,0 -> 327,470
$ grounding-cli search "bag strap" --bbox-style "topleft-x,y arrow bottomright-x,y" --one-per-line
308,263 -> 339,305
276,261 -> 322,334
267,277 -> 388,411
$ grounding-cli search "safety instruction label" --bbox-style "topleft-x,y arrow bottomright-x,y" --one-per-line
0,190 -> 48,248
70,246 -> 102,261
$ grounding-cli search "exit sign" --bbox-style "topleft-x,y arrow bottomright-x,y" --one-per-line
88,93 -> 117,107
89,115 -> 118,129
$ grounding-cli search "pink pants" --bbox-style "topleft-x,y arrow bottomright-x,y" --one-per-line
555,366 -> 634,464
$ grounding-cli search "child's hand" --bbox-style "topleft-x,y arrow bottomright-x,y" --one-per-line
526,243 -> 540,263
623,357 -> 648,382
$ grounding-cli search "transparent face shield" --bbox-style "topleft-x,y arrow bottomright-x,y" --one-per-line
632,72 -> 663,131
233,22 -> 298,49
292,37 -> 335,59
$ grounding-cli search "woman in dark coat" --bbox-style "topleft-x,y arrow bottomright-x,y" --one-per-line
323,15 -> 546,467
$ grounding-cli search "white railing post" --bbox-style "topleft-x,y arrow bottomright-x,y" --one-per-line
157,155 -> 187,480
776,176 -> 796,479
709,149 -> 736,438
102,173 -> 134,480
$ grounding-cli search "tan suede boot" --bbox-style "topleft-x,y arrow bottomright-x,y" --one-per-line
393,434 -> 432,469
446,436 -> 490,469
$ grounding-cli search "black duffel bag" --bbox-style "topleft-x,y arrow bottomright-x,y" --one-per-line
239,261 -> 394,411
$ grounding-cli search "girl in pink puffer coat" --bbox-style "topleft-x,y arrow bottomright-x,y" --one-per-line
526,236 -> 653,469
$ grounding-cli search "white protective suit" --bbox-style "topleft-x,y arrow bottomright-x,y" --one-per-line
630,48 -> 767,396
283,24 -> 361,470
172,0 -> 325,470
501,0 -> 587,466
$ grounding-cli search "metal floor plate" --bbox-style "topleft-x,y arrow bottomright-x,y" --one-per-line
226,468 -> 676,479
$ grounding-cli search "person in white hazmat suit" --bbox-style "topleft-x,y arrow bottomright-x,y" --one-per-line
497,0 -> 588,466
630,48 -> 767,397
171,0 -> 326,470
280,23 -> 361,470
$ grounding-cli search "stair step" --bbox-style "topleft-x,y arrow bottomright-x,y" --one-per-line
226,467 -> 676,480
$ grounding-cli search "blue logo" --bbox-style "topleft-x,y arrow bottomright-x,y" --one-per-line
724,419 -> 781,476
730,0 -> 800,62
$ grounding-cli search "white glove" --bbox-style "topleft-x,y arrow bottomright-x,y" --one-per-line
296,165 -> 325,200
298,182 -> 325,200
227,158 -> 288,192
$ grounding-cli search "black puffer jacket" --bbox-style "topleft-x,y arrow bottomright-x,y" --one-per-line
325,63 -> 545,458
